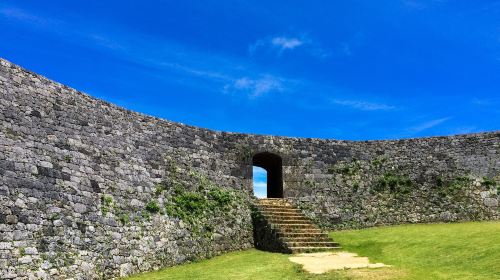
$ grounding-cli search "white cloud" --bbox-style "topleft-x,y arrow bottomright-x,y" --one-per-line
332,99 -> 396,111
249,35 -> 330,58
226,75 -> 284,97
271,37 -> 304,50
410,117 -> 451,133
1,6 -> 295,98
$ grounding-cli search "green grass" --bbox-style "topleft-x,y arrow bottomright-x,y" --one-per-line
333,221 -> 500,280
124,221 -> 500,280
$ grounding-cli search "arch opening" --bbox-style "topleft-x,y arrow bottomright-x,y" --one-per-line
252,152 -> 283,198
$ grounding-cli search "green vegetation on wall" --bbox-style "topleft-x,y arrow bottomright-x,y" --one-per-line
328,159 -> 361,176
373,172 -> 413,195
147,157 -> 247,237
435,176 -> 472,197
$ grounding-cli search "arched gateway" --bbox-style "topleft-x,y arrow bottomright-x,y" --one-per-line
252,152 -> 283,198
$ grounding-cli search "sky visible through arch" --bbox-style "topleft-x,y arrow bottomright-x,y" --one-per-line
253,167 -> 267,198
0,1 -> 499,140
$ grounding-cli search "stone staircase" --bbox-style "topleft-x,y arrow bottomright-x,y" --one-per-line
255,198 -> 341,253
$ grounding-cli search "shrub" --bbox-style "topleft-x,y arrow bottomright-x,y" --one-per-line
165,184 -> 241,226
174,192 -> 207,215
118,213 -> 130,225
374,173 -> 412,194
154,183 -> 167,196
481,177 -> 497,187
328,160 -> 361,176
145,200 -> 161,213
436,176 -> 471,197
101,195 -> 113,215
208,188 -> 232,207
63,155 -> 72,163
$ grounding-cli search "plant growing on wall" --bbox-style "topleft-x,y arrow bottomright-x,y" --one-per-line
373,172 -> 413,195
328,159 -> 362,176
435,176 -> 472,197
101,195 -> 114,215
145,200 -> 161,213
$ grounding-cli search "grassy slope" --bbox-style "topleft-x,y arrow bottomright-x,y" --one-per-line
332,221 -> 500,280
124,249 -> 377,280
125,221 -> 499,280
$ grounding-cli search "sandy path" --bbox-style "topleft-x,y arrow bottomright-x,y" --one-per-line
289,251 -> 389,274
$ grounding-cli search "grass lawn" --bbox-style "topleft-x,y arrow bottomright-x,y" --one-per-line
334,221 -> 500,280
124,221 -> 500,280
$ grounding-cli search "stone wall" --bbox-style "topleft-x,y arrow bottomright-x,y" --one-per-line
0,58 -> 499,279
0,59 -> 255,279
237,132 -> 499,229
278,134 -> 500,229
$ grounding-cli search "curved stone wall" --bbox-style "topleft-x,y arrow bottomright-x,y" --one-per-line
0,58 -> 498,279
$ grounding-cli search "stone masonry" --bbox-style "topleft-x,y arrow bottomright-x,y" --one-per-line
0,57 -> 499,279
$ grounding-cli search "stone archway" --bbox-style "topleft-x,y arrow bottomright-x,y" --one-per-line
252,152 -> 283,198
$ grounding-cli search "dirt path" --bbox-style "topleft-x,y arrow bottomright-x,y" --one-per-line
289,251 -> 389,274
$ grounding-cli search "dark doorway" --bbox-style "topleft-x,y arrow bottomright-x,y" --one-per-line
252,152 -> 283,198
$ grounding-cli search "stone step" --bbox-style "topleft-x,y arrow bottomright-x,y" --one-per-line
264,214 -> 307,219
258,201 -> 291,204
257,204 -> 300,209
265,218 -> 310,224
267,219 -> 313,225
259,199 -> 291,203
273,223 -> 318,230
279,232 -> 329,238
254,198 -> 341,254
285,241 -> 340,247
290,246 -> 342,253
275,228 -> 322,234
260,210 -> 300,214
279,229 -> 329,237
266,218 -> 310,223
259,210 -> 303,216
261,214 -> 307,219
282,236 -> 332,242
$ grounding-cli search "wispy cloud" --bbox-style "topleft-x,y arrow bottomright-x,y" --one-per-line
402,0 -> 448,10
471,98 -> 497,106
224,75 -> 285,97
250,36 -> 304,55
410,117 -> 451,133
249,35 -> 330,58
271,37 -> 304,51
1,6 -> 293,98
402,0 -> 428,10
331,99 -> 396,111
1,7 -> 49,24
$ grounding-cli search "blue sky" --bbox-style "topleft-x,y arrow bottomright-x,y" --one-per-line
253,167 -> 267,198
1,1 -> 499,140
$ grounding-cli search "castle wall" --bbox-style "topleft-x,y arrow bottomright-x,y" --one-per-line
0,59 -> 254,279
0,58 -> 498,279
